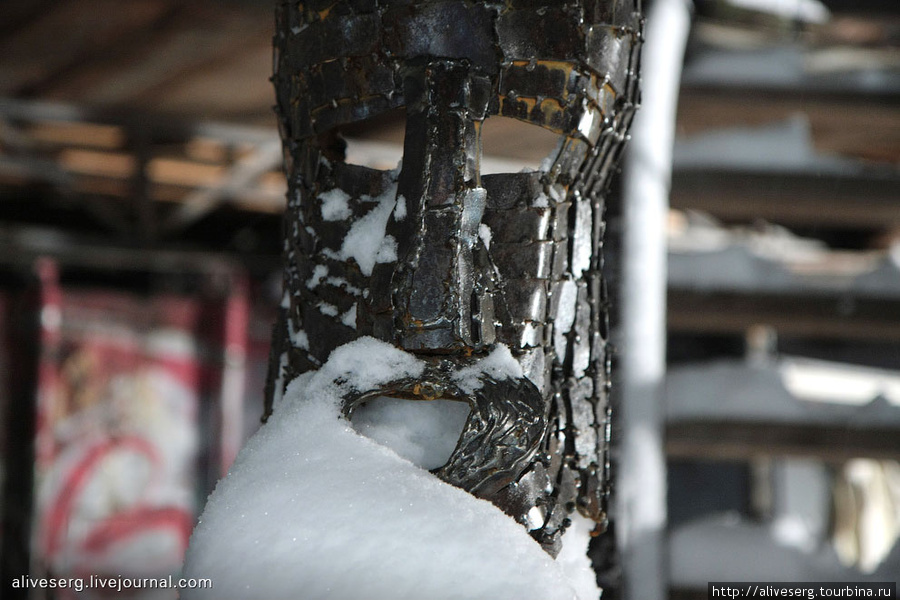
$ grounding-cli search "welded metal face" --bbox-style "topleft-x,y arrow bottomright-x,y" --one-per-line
268,0 -> 642,555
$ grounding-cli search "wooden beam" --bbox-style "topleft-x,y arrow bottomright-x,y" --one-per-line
677,89 -> 900,163
0,0 -> 61,39
57,148 -> 136,179
667,421 -> 900,462
138,40 -> 275,121
670,168 -> 900,230
161,139 -> 282,233
25,121 -> 125,150
40,4 -> 272,121
668,290 -> 900,341
0,98 -> 279,147
0,0 -> 175,96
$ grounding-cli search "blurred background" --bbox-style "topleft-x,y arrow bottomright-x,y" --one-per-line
0,0 -> 897,598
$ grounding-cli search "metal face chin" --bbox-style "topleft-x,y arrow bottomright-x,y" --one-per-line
269,0 -> 643,555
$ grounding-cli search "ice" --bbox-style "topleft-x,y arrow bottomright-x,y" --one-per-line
351,397 -> 470,470
183,337 -> 593,600
319,189 -> 352,221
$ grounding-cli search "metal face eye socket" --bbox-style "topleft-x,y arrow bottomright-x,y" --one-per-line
326,111 -> 565,181
479,116 -> 563,175
323,107 -> 407,171
349,395 -> 471,471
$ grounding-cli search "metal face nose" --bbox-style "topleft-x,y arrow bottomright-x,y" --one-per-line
389,60 -> 496,355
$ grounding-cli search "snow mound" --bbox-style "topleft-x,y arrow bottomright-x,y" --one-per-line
182,337 -> 595,600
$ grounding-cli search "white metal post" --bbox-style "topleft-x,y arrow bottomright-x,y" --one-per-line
617,0 -> 692,598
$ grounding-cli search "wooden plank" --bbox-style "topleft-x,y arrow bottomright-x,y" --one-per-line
677,90 -> 900,163
667,421 -> 900,462
41,4 -> 272,120
3,146 -> 283,208
0,0 -> 173,95
25,121 -> 125,150
161,139 -> 282,232
140,39 -> 274,121
668,291 -> 900,341
0,0 -> 61,39
57,148 -> 135,179
670,168 -> 900,230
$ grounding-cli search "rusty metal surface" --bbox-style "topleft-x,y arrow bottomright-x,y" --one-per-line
269,0 -> 642,556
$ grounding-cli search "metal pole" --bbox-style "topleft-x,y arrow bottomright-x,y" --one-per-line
617,0 -> 692,598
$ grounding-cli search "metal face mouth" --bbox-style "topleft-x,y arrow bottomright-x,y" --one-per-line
342,360 -> 547,500
349,395 -> 471,471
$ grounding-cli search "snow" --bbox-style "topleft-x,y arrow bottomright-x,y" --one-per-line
340,304 -> 357,329
335,180 -> 399,276
324,276 -> 362,296
317,302 -> 339,317
319,189 -> 352,221
350,397 -> 470,470
548,184 -> 565,203
393,195 -> 407,220
673,115 -> 850,172
287,319 -> 308,350
556,514 -> 603,600
306,264 -> 328,289
183,337 -> 595,600
518,347 -> 547,390
478,223 -> 492,249
374,234 -> 398,265
666,358 -> 900,425
451,344 -> 524,394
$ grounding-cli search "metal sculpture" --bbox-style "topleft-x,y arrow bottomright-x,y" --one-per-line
268,0 -> 642,556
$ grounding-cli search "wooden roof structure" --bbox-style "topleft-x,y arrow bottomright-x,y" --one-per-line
0,0 -> 897,248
